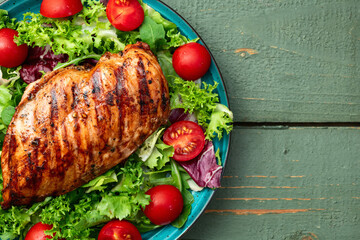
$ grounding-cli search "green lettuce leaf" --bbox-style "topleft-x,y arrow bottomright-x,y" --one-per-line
82,169 -> 118,193
1,106 -> 15,125
0,86 -> 12,116
137,128 -> 165,162
144,139 -> 174,170
97,195 -> 133,220
143,4 -> 177,30
139,16 -> 165,50
157,50 -> 179,84
171,189 -> 194,228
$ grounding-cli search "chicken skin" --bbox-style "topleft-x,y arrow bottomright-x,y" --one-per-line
1,42 -> 170,209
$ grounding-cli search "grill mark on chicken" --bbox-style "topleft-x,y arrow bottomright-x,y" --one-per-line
105,92 -> 115,106
137,57 -> 151,119
50,88 -> 58,123
91,69 -> 109,148
92,70 -> 101,95
1,42 -> 170,208
114,63 -> 127,142
51,88 -> 66,180
71,83 -> 80,109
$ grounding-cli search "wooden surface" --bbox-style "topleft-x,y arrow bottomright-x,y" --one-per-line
183,127 -> 360,239
157,0 -> 360,239
163,0 -> 359,123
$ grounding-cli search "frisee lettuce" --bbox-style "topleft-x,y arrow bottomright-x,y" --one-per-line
0,9 -> 17,29
15,0 -> 123,60
0,67 -> 27,149
169,77 -> 233,140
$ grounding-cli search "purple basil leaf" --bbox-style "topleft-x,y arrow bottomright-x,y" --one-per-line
169,108 -> 197,124
20,46 -> 68,84
179,141 -> 222,188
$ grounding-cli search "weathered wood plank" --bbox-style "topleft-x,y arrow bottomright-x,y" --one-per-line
163,0 -> 360,122
183,126 -> 360,239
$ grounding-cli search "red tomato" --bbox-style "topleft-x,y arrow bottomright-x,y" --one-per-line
40,0 -> 83,18
0,28 -> 28,68
163,121 -> 205,162
106,0 -> 145,31
143,185 -> 184,225
98,220 -> 142,240
25,222 -> 55,240
172,42 -> 212,81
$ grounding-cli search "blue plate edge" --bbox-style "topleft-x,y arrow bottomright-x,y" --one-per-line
144,1 -> 232,239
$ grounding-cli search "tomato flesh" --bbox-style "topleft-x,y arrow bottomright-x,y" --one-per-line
163,121 -> 205,161
0,28 -> 28,68
40,0 -> 83,18
143,185 -> 183,225
172,42 -> 211,81
106,0 -> 145,31
98,220 -> 142,240
25,222 -> 56,240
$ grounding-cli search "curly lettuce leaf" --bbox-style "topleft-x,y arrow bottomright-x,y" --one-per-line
0,10 -> 17,29
206,104 -> 233,140
15,0 -> 124,60
169,77 -> 233,140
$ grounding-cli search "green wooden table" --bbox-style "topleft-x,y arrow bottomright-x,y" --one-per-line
159,0 -> 360,239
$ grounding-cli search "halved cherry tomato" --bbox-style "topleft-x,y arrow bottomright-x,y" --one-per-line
98,220 -> 142,240
0,28 -> 28,68
40,0 -> 83,18
106,0 -> 145,31
163,121 -> 205,161
143,185 -> 183,225
25,222 -> 59,240
172,42 -> 211,81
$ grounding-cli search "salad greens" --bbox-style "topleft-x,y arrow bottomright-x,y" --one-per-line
0,0 -> 233,239
0,66 -> 27,150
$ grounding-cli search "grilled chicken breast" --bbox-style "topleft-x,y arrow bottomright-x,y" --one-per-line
1,42 -> 170,209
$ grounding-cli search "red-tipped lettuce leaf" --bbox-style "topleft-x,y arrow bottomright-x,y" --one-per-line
179,141 -> 222,188
20,46 -> 68,84
169,108 -> 197,124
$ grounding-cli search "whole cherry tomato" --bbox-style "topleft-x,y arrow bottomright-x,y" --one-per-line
0,28 -> 28,68
143,185 -> 184,225
98,220 -> 142,240
106,0 -> 145,31
25,222 -> 60,240
172,42 -> 211,80
40,0 -> 83,18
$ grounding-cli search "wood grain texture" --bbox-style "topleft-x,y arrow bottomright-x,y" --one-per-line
182,126 -> 360,240
162,0 -> 360,122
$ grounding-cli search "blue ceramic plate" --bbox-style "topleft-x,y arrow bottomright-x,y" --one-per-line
0,0 -> 231,239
